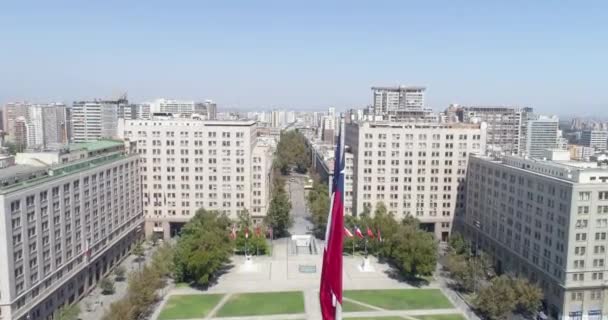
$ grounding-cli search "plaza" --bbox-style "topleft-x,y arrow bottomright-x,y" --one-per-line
150,238 -> 467,320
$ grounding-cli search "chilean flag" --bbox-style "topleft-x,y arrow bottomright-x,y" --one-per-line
319,117 -> 345,320
354,226 -> 364,239
366,226 -> 375,239
230,224 -> 237,240
344,227 -> 354,238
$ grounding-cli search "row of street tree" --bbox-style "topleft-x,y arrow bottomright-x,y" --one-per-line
445,233 -> 543,320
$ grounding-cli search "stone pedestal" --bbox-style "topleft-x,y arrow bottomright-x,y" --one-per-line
358,257 -> 375,272
239,255 -> 258,273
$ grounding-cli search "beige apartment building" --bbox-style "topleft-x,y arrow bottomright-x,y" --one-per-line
119,119 -> 273,239
463,151 -> 608,319
345,121 -> 486,240
0,140 -> 143,320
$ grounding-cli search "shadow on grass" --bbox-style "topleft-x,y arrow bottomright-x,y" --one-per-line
380,259 -> 430,288
188,263 -> 235,291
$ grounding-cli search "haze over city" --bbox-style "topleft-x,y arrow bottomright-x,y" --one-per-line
2,1 -> 607,115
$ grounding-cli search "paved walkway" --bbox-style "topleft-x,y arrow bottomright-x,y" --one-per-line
77,242 -> 158,319
151,239 -> 467,320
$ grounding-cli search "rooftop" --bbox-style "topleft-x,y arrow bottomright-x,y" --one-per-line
68,139 -> 125,152
474,154 -> 608,184
0,164 -> 47,182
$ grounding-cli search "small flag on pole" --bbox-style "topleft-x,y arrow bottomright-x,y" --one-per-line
354,226 -> 364,239
255,225 -> 262,237
244,227 -> 249,239
366,226 -> 375,239
344,227 -> 354,238
377,228 -> 382,242
230,224 -> 237,240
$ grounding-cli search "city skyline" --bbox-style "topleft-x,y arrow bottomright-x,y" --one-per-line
2,1 -> 608,115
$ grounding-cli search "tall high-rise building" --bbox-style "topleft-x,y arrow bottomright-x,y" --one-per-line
5,103 -> 29,142
4,103 -> 67,149
321,115 -> 336,144
462,151 -> 608,319
522,115 -> 560,158
13,117 -> 28,149
345,120 -> 487,240
271,110 -> 283,128
25,105 -> 44,148
0,140 -> 143,320
119,118 -> 274,239
581,130 -> 608,152
41,103 -> 68,148
204,100 -> 217,120
456,106 -> 533,155
71,98 -> 128,143
372,86 -> 426,114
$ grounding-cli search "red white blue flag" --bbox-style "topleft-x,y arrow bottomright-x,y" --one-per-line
320,117 -> 345,320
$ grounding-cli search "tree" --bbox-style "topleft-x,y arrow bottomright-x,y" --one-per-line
102,300 -> 131,320
173,209 -> 234,287
235,230 -> 268,255
391,224 -> 437,277
133,241 -> 145,261
275,131 -> 311,175
448,232 -> 469,255
474,275 -> 517,320
100,277 -> 115,295
237,209 -> 252,228
54,304 -> 80,320
307,180 -> 330,239
114,266 -> 127,281
512,278 -> 543,316
150,242 -> 174,278
265,190 -> 293,238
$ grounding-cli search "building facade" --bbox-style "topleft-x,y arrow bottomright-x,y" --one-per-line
581,130 -> 608,152
71,98 -> 129,143
0,141 -> 143,320
372,86 -> 426,114
346,121 -> 486,240
456,106 -> 533,155
119,119 -> 273,239
462,152 -> 608,319
523,115 -> 560,159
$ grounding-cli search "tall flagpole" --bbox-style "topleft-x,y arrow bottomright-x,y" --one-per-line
319,115 -> 345,320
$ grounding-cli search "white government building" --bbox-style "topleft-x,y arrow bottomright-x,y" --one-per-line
0,140 -> 143,320
345,120 -> 487,240
463,150 -> 608,319
119,118 -> 274,239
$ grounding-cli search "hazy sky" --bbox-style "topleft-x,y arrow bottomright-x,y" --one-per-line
1,1 -> 607,115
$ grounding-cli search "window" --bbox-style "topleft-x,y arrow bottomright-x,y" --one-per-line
571,291 -> 584,301
600,192 -> 608,200
578,206 -> 590,214
579,192 -> 591,201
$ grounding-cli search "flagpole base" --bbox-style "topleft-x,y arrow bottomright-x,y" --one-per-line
358,257 -> 375,272
238,254 -> 258,273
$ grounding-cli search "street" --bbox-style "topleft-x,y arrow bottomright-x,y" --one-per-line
287,174 -> 313,235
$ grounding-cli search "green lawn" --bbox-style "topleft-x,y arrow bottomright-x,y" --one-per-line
417,315 -> 466,320
216,291 -> 305,317
344,289 -> 453,310
342,299 -> 375,312
158,294 -> 224,320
